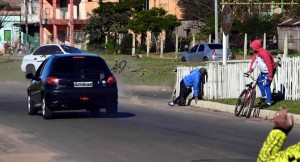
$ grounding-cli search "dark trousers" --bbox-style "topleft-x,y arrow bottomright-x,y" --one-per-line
173,80 -> 192,106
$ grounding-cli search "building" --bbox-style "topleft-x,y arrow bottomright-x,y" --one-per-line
0,0 -> 21,50
19,0 -> 184,51
277,18 -> 300,52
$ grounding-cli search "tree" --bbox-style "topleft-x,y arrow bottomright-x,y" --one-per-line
0,2 -> 12,30
177,0 -> 220,23
128,7 -> 181,53
84,0 -> 145,45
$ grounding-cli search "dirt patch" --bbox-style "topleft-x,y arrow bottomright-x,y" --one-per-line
0,124 -> 61,162
234,54 -> 253,60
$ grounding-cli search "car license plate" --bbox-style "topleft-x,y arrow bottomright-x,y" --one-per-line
74,81 -> 93,87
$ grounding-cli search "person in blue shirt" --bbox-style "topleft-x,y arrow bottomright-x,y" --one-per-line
169,68 -> 207,106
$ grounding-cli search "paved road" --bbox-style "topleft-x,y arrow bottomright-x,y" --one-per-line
1,82 -> 300,162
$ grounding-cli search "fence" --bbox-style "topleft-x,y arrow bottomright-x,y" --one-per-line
175,57 -> 300,100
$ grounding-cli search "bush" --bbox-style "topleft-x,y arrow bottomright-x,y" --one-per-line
103,36 -> 120,54
119,34 -> 132,55
86,42 -> 103,54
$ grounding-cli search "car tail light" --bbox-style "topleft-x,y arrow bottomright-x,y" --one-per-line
80,97 -> 89,101
107,76 -> 116,85
46,76 -> 59,85
73,56 -> 85,59
212,50 -> 216,56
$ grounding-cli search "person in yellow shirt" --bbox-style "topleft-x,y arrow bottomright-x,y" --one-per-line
257,108 -> 300,162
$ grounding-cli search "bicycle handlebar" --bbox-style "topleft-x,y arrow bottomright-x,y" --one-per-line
243,73 -> 255,80
243,72 -> 267,83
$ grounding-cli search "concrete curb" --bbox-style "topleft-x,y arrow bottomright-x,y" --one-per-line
190,100 -> 300,124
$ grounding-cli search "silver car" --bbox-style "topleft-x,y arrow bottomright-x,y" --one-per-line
181,43 -> 233,62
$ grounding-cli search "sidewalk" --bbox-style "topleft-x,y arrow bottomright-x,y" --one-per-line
191,100 -> 300,125
0,54 -> 23,61
125,85 -> 300,125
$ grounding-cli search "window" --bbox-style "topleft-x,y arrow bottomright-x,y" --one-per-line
53,57 -> 110,74
144,0 -> 149,10
190,45 -> 199,53
33,47 -> 43,55
198,45 -> 204,52
61,45 -> 84,53
50,45 -> 63,54
207,44 -> 222,49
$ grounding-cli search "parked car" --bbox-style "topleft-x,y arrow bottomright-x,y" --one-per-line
21,44 -> 84,75
26,54 -> 118,119
181,43 -> 233,62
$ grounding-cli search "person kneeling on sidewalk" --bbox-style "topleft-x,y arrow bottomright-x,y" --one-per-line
168,68 -> 207,106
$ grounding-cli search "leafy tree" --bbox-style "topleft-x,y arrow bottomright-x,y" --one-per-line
128,7 -> 180,53
84,0 -> 145,45
0,3 -> 12,30
177,0 -> 216,22
282,2 -> 300,19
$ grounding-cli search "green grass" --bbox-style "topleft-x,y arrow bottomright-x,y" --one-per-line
101,54 -> 205,87
206,98 -> 300,114
0,59 -> 27,82
288,52 -> 300,57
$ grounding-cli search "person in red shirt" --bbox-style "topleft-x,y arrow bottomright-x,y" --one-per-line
246,39 -> 276,107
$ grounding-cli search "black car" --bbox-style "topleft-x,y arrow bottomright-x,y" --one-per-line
26,54 -> 118,119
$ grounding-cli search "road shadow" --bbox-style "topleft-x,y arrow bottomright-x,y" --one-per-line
37,111 -> 136,120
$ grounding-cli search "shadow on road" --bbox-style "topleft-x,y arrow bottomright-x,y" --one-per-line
35,111 -> 136,120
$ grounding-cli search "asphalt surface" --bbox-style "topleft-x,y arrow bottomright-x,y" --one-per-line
1,82 -> 300,162
121,84 -> 300,126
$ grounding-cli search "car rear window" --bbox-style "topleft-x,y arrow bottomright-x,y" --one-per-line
53,56 -> 110,74
207,44 -> 223,49
61,45 -> 84,53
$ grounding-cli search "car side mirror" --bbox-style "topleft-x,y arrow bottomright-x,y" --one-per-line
26,73 -> 35,79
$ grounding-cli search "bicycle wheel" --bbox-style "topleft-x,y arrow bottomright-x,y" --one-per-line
245,90 -> 256,118
116,60 -> 127,73
234,89 -> 247,116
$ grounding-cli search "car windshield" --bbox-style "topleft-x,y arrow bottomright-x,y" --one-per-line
61,45 -> 84,53
207,44 -> 223,49
53,56 -> 110,74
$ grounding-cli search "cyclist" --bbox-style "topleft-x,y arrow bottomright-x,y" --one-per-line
168,68 -> 207,106
257,108 -> 299,162
246,39 -> 276,107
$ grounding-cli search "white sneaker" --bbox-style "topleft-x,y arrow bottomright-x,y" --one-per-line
168,101 -> 174,106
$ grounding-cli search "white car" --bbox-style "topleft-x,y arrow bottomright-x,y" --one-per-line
21,44 -> 84,75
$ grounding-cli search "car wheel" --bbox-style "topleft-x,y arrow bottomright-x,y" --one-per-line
181,57 -> 187,62
27,96 -> 38,115
106,102 -> 118,118
26,65 -> 36,75
203,57 -> 209,61
42,97 -> 53,119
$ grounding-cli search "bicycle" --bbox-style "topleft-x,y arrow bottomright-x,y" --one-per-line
111,59 -> 127,74
235,73 -> 265,118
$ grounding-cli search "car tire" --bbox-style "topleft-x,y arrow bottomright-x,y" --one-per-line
181,57 -> 187,62
27,96 -> 38,115
42,97 -> 53,119
26,65 -> 36,75
203,57 -> 209,61
106,102 -> 118,118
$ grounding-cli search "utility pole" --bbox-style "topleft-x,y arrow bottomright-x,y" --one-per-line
214,0 -> 218,43
25,0 -> 29,53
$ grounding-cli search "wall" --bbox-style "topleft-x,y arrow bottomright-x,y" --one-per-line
0,14 -> 21,49
278,26 -> 300,52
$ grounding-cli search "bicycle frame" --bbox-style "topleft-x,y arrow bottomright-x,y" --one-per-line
235,73 -> 258,118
